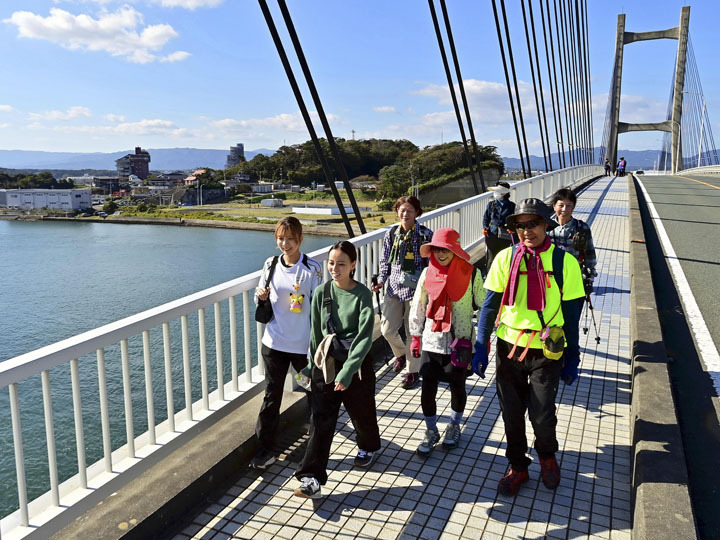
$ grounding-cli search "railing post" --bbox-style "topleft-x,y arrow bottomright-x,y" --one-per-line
70,358 -> 87,488
142,331 -> 156,446
9,382 -> 29,527
96,348 -> 112,473
229,296 -> 239,392
120,339 -> 135,457
198,308 -> 209,410
181,315 -> 193,422
162,323 -> 175,433
243,291 -> 252,383
41,370 -> 60,507
214,302 -> 224,401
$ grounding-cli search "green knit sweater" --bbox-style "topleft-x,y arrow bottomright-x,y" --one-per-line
309,280 -> 374,389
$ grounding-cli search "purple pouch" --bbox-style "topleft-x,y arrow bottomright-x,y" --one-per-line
450,338 -> 473,368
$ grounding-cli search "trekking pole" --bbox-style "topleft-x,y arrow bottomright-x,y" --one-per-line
582,292 -> 601,344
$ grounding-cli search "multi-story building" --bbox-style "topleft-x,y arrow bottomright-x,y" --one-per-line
1,189 -> 92,210
116,147 -> 151,180
225,143 -> 245,169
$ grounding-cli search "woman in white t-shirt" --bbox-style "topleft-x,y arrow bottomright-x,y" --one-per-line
252,217 -> 323,470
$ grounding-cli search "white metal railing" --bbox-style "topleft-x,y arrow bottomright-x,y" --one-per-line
677,164 -> 720,175
0,164 -> 601,539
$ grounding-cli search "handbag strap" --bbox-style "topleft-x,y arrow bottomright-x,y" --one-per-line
264,256 -> 279,289
323,281 -> 336,335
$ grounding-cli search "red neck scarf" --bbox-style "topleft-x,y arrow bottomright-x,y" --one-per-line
501,236 -> 552,312
425,254 -> 474,333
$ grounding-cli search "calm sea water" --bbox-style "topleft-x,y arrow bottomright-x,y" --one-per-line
0,219 -> 338,518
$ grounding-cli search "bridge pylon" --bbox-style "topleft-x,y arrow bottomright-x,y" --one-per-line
605,6 -> 690,173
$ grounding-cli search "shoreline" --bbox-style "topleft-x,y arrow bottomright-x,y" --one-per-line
0,213 -> 360,237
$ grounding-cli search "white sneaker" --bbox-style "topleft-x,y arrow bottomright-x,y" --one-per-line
293,476 -> 321,499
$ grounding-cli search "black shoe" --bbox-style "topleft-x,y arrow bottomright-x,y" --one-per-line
251,449 -> 276,470
354,450 -> 376,467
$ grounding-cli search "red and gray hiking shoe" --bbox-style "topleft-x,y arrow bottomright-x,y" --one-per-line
497,468 -> 529,496
392,355 -> 407,373
539,455 -> 561,490
401,372 -> 419,389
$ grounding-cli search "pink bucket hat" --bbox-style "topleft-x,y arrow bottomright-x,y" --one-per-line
419,227 -> 470,262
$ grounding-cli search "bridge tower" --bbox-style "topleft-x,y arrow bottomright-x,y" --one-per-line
605,6 -> 690,173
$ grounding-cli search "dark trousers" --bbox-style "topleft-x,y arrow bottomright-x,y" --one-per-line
256,344 -> 309,451
486,232 -> 513,275
495,338 -> 562,470
295,357 -> 381,485
420,351 -> 467,417
563,297 -> 584,371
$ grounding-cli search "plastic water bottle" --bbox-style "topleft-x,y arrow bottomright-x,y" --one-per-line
295,372 -> 312,391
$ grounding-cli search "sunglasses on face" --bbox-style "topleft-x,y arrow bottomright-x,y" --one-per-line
514,219 -> 542,230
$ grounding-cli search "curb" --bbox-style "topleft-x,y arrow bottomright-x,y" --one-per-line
628,174 -> 697,539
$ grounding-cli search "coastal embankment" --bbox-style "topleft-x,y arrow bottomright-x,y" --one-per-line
0,213 -> 362,237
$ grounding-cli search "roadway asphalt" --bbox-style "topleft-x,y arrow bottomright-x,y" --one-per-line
634,172 -> 720,539
637,173 -> 720,352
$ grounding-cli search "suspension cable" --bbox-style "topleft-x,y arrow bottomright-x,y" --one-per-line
257,0 -> 354,237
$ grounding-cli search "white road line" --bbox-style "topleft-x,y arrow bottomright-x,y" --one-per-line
636,177 -> 720,395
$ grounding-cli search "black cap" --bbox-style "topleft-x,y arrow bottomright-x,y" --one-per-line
505,198 -> 559,231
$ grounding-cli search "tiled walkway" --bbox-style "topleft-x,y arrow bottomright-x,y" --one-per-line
170,175 -> 632,540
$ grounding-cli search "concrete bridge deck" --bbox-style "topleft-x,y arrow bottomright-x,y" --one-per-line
163,174 -> 635,540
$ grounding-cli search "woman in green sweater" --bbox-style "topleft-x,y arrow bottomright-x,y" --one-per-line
293,241 -> 380,499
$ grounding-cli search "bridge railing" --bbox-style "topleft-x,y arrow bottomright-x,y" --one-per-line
677,164 -> 720,175
0,164 -> 600,539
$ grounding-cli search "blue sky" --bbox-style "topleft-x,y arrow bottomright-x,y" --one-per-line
0,0 -> 717,158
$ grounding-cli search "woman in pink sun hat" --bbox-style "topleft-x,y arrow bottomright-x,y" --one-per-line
408,227 -> 485,457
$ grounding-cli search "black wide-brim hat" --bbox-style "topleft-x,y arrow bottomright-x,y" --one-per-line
505,198 -> 559,232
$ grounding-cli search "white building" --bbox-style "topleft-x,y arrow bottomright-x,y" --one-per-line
251,183 -> 276,194
1,189 -> 92,210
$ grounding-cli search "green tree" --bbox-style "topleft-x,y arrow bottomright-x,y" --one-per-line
103,200 -> 118,214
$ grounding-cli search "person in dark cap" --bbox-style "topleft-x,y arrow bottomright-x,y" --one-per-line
482,181 -> 516,275
472,198 -> 586,497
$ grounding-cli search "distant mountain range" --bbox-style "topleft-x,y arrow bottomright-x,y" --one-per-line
0,145 -> 708,174
0,147 -> 276,172
501,148 -> 675,171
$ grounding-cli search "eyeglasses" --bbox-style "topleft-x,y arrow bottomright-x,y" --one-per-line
514,219 -> 542,230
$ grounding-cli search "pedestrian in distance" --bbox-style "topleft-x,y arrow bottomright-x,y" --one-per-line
371,195 -> 433,390
482,181 -> 516,277
252,217 -> 323,471
294,241 -> 381,499
408,228 -> 485,457
473,199 -> 585,496
616,157 -> 627,177
604,158 -> 611,177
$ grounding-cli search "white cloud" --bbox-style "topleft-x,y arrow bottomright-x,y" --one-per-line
0,105 -> 14,112
210,111 -> 340,134
413,79 -> 539,125
373,106 -> 396,113
4,7 -> 188,64
160,50 -> 191,62
29,106 -> 92,121
0,123 -> 10,129
104,113 -> 126,122
51,0 -> 225,9
25,118 -> 190,138
156,0 -> 225,8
